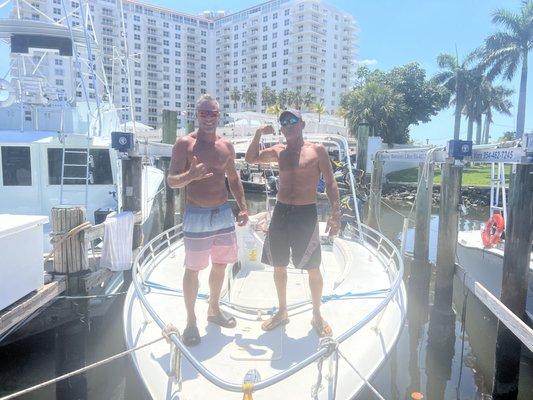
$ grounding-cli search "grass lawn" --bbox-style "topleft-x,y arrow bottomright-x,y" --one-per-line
386,164 -> 512,187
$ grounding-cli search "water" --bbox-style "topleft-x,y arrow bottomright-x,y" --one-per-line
0,195 -> 531,399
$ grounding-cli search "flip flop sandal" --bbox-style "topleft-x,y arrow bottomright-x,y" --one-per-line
311,319 -> 332,338
261,316 -> 290,331
207,311 -> 237,328
182,325 -> 201,347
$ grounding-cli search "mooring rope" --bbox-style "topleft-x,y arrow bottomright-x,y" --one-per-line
0,335 -> 166,400
44,221 -> 92,263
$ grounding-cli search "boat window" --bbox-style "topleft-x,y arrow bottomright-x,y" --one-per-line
47,148 -> 113,185
1,146 -> 32,186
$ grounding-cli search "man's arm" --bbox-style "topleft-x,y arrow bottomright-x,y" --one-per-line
167,137 -> 212,189
317,145 -> 341,236
225,143 -> 248,226
245,124 -> 279,164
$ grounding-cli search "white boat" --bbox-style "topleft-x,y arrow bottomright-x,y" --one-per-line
123,134 -> 407,399
456,230 -> 533,321
0,10 -> 163,322
456,161 -> 533,323
0,16 -> 164,250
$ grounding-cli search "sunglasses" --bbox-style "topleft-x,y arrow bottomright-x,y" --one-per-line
280,116 -> 300,126
197,110 -> 220,118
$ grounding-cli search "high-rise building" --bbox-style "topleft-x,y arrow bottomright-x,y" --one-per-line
9,0 -> 357,128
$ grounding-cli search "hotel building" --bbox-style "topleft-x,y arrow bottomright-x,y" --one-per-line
10,0 -> 357,128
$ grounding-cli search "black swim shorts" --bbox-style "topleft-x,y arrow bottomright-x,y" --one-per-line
261,202 -> 321,270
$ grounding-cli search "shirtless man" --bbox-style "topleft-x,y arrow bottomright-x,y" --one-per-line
167,94 -> 248,346
245,109 -> 341,337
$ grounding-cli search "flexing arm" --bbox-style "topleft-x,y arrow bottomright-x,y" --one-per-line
226,144 -> 248,226
245,124 -> 279,164
318,145 -> 341,236
167,137 -> 213,189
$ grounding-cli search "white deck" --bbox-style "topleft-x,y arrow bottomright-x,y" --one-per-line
124,223 -> 406,400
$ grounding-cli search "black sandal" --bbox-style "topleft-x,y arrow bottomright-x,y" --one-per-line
207,311 -> 237,328
182,325 -> 201,347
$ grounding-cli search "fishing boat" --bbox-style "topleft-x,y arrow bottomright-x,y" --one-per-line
0,17 -> 164,250
0,8 -> 163,332
123,134 -> 406,399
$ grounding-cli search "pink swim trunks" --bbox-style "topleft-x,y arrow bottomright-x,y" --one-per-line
182,203 -> 238,271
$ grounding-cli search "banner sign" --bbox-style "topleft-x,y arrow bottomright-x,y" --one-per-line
471,147 -> 524,163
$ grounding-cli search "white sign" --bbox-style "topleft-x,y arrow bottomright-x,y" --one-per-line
378,150 -> 430,162
471,148 -> 524,163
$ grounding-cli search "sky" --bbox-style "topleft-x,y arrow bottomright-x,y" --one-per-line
0,0 -> 531,145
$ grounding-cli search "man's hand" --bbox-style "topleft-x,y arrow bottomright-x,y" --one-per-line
236,210 -> 249,226
325,213 -> 341,237
255,124 -> 275,136
188,156 -> 213,181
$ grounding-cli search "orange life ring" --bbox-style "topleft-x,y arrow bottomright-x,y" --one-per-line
481,213 -> 505,247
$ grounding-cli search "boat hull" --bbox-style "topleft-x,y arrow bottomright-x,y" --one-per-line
456,230 -> 533,321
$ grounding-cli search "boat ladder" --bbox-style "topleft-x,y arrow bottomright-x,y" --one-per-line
489,162 -> 507,224
59,133 -> 91,209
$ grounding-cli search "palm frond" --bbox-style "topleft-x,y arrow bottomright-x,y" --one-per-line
492,9 -> 521,34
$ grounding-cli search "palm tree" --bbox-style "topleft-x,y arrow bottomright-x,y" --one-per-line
242,89 -> 257,110
261,86 -> 277,108
292,90 -> 304,109
303,91 -> 314,110
462,68 -> 484,143
434,52 -> 477,139
285,89 -> 297,108
480,82 -> 513,143
341,81 -> 407,144
311,102 -> 326,122
336,106 -> 348,127
482,1 -> 533,139
229,88 -> 241,110
277,89 -> 289,109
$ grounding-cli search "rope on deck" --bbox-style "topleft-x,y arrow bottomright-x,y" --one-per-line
0,335 -> 166,400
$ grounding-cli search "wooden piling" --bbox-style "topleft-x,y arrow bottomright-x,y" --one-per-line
121,157 -> 143,285
426,161 -> 462,399
51,207 -> 87,275
366,157 -> 383,230
356,123 -> 369,172
162,109 -> 178,230
413,162 -> 434,262
428,163 -> 463,348
492,164 -> 533,399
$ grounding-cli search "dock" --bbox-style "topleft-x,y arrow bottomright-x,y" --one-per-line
364,135 -> 533,398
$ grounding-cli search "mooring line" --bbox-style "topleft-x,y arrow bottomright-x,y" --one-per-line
0,336 -> 165,400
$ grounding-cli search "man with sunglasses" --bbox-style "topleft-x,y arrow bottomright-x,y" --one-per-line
167,94 -> 248,346
245,109 -> 341,337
